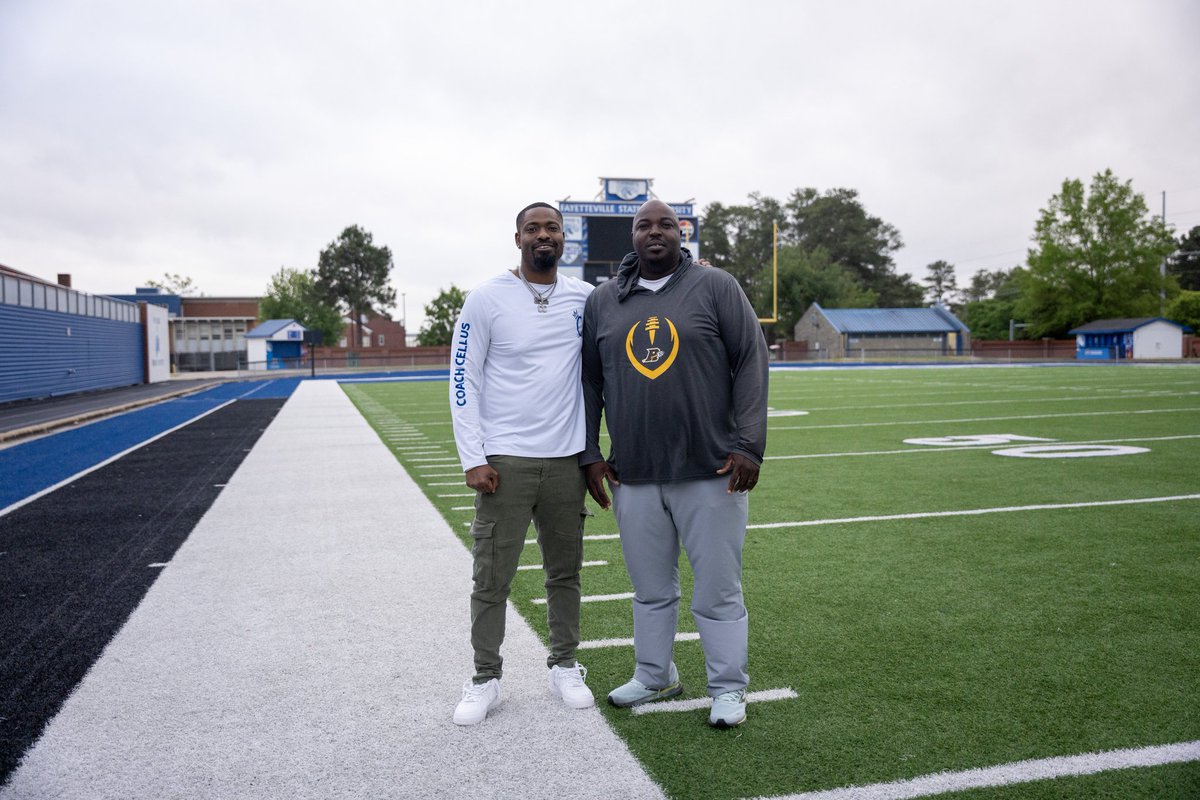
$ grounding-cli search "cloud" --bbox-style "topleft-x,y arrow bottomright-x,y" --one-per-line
1,0 -> 1197,326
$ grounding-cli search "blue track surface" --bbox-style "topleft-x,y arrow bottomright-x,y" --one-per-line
0,380 -> 301,510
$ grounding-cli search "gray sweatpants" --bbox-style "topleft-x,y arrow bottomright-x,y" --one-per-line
612,476 -> 749,697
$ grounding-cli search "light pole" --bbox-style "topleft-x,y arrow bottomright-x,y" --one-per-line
401,293 -> 406,331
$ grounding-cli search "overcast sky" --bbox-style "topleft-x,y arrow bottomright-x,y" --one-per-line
2,0 -> 1198,330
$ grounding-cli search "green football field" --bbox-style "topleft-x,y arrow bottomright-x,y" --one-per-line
345,364 -> 1200,800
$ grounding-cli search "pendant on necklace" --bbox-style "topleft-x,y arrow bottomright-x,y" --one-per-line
535,297 -> 548,312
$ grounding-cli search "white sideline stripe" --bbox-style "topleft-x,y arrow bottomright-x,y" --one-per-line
633,687 -> 798,716
531,592 -> 634,606
438,493 -> 474,498
766,433 -> 1200,461
408,457 -> 459,462
0,399 -> 237,518
420,473 -> 462,478
748,494 -> 1200,529
451,506 -> 473,511
525,533 -> 621,544
771,406 -> 1198,432
517,560 -> 608,571
748,740 -> 1200,800
428,481 -> 466,486
579,631 -> 701,650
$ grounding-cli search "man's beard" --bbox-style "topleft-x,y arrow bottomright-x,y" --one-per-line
531,250 -> 558,271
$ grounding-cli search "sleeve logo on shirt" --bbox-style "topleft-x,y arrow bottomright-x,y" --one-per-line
625,316 -> 680,380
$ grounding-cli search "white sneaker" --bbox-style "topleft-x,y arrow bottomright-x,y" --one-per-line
548,663 -> 595,709
453,678 -> 501,725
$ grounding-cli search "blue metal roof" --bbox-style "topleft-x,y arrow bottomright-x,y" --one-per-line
246,319 -> 300,338
817,304 -> 969,334
1068,317 -> 1190,334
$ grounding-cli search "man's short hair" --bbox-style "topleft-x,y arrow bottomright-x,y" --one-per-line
516,202 -> 563,231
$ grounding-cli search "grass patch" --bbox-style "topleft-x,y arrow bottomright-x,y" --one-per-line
345,364 -> 1200,799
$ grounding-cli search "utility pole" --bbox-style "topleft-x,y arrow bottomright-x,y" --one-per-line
1161,191 -> 1167,315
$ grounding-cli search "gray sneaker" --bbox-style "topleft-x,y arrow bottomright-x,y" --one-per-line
607,664 -> 682,708
708,689 -> 747,728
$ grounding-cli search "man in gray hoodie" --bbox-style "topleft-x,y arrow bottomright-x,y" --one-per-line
580,199 -> 769,728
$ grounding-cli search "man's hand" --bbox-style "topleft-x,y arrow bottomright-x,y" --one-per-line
717,453 -> 760,494
465,464 -> 499,494
584,461 -> 620,510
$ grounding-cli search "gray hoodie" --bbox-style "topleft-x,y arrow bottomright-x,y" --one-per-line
580,249 -> 769,483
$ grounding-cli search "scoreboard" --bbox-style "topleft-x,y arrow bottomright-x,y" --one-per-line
558,178 -> 699,285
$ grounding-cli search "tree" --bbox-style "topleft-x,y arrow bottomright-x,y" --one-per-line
315,225 -> 397,349
1166,290 -> 1200,332
701,186 -> 922,325
259,267 -> 344,349
701,194 -> 786,314
962,268 -> 1016,303
959,267 -> 1024,340
418,285 -> 467,346
1169,225 -> 1200,291
785,187 -> 920,306
146,272 -> 198,295
922,260 -> 958,306
1016,169 -> 1177,338
775,247 -> 876,335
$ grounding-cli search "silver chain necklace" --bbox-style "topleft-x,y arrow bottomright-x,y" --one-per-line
517,268 -> 557,312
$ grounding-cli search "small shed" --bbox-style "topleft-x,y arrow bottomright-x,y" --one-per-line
794,303 -> 971,359
245,319 -> 308,370
1068,317 -> 1190,360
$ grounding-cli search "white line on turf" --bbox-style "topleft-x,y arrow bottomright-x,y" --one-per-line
517,560 -> 607,571
524,533 -> 621,544
746,739 -> 1200,800
771,407 -> 1198,432
531,592 -> 633,605
765,433 -> 1200,461
437,493 -> 474,498
748,494 -> 1200,529
633,687 -> 798,716
579,632 -> 701,650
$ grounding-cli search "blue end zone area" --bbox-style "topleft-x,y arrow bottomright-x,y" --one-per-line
1,381 -> 299,510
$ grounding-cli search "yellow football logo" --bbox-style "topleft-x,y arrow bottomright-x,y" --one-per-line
625,316 -> 680,379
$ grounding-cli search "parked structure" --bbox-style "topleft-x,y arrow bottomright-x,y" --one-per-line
1069,317 -> 1190,360
245,319 -> 308,370
794,303 -> 971,359
1,266 -> 146,403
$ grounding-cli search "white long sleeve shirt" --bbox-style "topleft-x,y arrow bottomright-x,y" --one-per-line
449,270 -> 593,472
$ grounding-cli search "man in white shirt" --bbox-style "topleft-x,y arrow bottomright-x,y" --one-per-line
448,202 -> 595,725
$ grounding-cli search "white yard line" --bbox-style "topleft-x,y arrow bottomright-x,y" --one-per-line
793,389 -> 1199,413
579,631 -> 701,650
531,592 -> 634,606
633,687 -> 798,716
747,740 -> 1200,800
766,433 -> 1200,461
771,407 -> 1198,432
524,533 -> 621,544
517,560 -> 608,571
749,494 -> 1200,530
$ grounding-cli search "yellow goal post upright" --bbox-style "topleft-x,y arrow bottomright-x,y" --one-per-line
757,222 -> 779,324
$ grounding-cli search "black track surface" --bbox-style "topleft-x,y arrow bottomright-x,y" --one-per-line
0,398 -> 285,781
